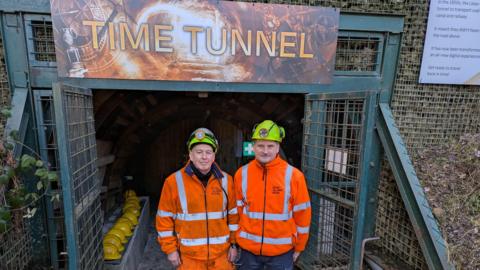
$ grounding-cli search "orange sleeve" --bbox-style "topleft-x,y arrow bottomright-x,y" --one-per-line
291,169 -> 311,252
227,175 -> 239,244
233,168 -> 244,222
156,176 -> 178,254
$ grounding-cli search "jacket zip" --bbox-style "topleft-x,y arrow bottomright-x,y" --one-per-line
260,165 -> 267,255
203,180 -> 210,267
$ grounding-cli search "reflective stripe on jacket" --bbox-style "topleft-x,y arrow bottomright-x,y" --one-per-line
234,156 -> 311,256
156,162 -> 238,260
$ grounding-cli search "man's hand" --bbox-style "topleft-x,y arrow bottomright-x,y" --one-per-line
228,245 -> 238,263
167,251 -> 181,267
293,251 -> 301,262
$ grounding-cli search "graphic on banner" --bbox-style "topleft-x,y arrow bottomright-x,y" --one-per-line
50,0 -> 339,84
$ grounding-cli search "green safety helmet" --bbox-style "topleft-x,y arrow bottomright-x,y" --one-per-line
252,120 -> 285,143
186,128 -> 218,152
103,243 -> 122,260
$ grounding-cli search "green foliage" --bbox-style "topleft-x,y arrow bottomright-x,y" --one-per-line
467,193 -> 480,215
0,174 -> 9,185
0,207 -> 11,233
6,186 -> 28,209
20,154 -> 37,172
1,108 -> 12,118
0,139 -> 59,232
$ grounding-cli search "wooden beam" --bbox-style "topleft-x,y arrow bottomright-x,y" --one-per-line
97,154 -> 115,167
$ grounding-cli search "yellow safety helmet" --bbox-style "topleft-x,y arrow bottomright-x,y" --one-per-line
123,202 -> 142,210
115,219 -> 133,231
123,200 -> 140,209
124,207 -> 140,217
252,120 -> 285,143
122,212 -> 138,226
117,217 -> 134,228
103,243 -> 122,260
187,128 -> 218,152
124,190 -> 137,199
103,235 -> 125,252
113,222 -> 132,237
107,228 -> 128,244
125,197 -> 140,204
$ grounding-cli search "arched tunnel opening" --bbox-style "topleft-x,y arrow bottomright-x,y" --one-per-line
93,90 -> 305,209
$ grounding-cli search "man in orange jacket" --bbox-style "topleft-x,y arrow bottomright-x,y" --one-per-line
234,120 -> 311,270
156,128 -> 238,269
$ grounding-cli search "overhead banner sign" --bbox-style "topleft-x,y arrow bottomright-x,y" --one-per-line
50,0 -> 339,84
419,0 -> 480,85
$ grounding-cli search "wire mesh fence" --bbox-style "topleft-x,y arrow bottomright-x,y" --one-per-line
0,216 -> 32,270
375,162 -> 428,270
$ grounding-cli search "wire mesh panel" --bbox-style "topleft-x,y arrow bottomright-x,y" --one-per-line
374,162 -> 428,270
33,91 -> 68,269
301,95 -> 366,269
31,21 -> 56,62
335,36 -> 382,73
0,218 -> 32,270
53,84 -> 103,270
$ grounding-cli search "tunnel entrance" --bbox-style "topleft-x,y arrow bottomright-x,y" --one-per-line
45,83 -> 378,269
92,90 -> 305,202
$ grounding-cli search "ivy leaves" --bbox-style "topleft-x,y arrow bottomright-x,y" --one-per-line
1,140 -> 59,233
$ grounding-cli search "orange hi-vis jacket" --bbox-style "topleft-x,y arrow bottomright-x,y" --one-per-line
156,162 -> 239,261
234,156 -> 311,256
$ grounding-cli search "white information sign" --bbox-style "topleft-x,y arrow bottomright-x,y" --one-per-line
419,0 -> 480,85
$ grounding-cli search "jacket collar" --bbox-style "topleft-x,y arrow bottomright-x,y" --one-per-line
254,155 -> 284,168
185,161 -> 224,179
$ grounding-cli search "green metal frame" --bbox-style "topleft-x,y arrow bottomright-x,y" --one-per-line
52,82 -> 79,270
350,92 -> 378,269
334,31 -> 386,77
376,103 -> 454,270
33,89 -> 61,269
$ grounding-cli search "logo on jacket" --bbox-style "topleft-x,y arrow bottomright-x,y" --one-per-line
272,186 -> 283,194
210,186 -> 222,195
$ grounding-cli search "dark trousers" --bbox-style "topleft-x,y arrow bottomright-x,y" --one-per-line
235,248 -> 294,270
